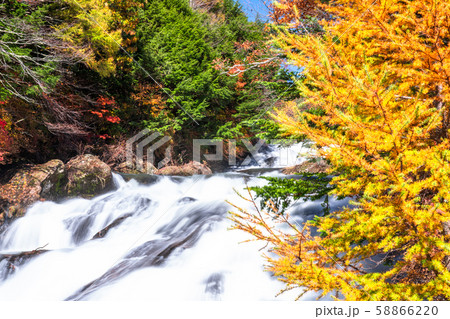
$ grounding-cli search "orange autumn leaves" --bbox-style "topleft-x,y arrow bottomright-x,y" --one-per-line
270,0 -> 324,23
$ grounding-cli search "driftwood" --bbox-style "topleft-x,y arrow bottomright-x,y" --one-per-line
0,244 -> 48,278
92,214 -> 133,239
0,244 -> 49,262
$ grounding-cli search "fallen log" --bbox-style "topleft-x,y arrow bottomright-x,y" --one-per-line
0,244 -> 48,279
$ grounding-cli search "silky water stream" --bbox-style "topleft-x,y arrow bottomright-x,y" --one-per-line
0,144 -> 348,300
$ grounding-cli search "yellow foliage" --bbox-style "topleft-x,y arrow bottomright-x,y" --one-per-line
231,0 -> 450,300
56,0 -> 122,76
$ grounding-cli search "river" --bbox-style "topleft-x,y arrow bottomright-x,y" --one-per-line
0,143 -> 347,300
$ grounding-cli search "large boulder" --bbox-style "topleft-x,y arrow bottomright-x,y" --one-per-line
63,154 -> 114,198
0,155 -> 114,225
0,159 -> 64,221
156,161 -> 212,176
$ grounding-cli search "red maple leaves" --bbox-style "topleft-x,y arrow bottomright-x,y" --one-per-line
90,97 -> 121,124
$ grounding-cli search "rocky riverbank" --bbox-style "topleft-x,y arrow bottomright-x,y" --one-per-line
0,155 -> 212,226
0,149 -> 327,227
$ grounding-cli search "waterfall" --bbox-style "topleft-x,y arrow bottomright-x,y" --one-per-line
0,144 -> 346,301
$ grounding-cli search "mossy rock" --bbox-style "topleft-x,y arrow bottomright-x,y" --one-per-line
64,155 -> 114,198
0,156 -> 114,226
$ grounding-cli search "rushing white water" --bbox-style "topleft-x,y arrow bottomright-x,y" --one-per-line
0,144 -> 345,301
235,141 -> 316,169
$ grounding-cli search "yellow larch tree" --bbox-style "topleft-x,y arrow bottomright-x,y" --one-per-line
231,0 -> 450,300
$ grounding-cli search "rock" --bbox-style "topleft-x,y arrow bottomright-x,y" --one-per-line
0,155 -> 114,226
177,197 -> 197,204
282,159 -> 330,175
117,173 -> 161,185
43,155 -> 114,200
156,161 -> 212,176
115,161 -> 156,174
204,159 -> 229,173
0,159 -> 64,220
92,213 -> 133,239
64,155 -> 114,198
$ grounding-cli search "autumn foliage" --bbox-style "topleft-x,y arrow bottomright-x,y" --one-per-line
232,0 -> 450,300
1,0 -> 290,165
269,0 -> 324,23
